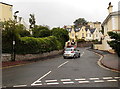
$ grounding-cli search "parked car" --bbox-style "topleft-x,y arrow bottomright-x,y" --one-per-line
63,47 -> 80,59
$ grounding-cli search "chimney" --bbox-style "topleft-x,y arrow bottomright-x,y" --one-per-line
107,2 -> 113,14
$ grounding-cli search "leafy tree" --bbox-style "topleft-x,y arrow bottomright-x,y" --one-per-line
16,24 -> 30,37
29,14 -> 36,29
51,27 -> 69,47
108,32 -> 120,57
32,25 -> 51,38
74,18 -> 88,27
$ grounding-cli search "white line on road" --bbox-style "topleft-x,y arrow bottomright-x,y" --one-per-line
31,83 -> 42,86
107,80 -> 117,82
80,51 -> 84,56
13,85 -> 27,87
61,79 -> 71,81
75,78 -> 86,81
89,78 -> 99,80
94,80 -> 104,83
103,77 -> 113,79
63,81 -> 74,84
57,61 -> 69,68
114,77 -> 120,79
78,81 -> 90,83
46,82 -> 59,85
45,80 -> 57,82
31,71 -> 51,86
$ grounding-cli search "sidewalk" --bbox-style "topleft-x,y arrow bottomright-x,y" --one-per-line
90,49 -> 120,72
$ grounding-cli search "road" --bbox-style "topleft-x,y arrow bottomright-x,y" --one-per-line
2,48 -> 120,88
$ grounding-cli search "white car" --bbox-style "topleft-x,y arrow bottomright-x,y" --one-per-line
63,47 -> 80,59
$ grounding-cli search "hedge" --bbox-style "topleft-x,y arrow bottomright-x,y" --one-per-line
15,36 -> 62,54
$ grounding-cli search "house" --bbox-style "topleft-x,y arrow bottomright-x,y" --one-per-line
101,2 -> 120,51
65,21 -> 102,42
0,2 -> 13,22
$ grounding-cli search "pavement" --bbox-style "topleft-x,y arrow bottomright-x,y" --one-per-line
89,49 -> 120,72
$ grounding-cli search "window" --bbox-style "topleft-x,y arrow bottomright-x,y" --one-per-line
72,33 -> 74,37
90,34 -> 91,37
82,33 -> 84,37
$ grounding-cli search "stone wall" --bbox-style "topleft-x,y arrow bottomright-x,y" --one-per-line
2,50 -> 63,62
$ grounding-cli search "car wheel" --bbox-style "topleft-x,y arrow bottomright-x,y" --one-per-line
78,54 -> 80,58
73,55 -> 76,59
63,56 -> 67,59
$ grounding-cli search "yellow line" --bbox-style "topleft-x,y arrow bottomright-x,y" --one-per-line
1,62 -> 34,69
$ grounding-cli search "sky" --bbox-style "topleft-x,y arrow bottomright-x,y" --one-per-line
1,0 -> 120,28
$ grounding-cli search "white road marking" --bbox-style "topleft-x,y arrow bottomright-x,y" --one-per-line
13,85 -> 27,87
75,78 -> 86,81
31,71 -> 51,86
61,79 -> 71,81
94,80 -> 104,83
114,77 -> 120,79
45,80 -> 57,82
80,51 -> 84,56
58,61 -> 69,68
31,83 -> 42,86
89,78 -> 99,80
103,77 -> 113,79
107,80 -> 117,82
78,81 -> 89,83
46,82 -> 59,85
63,81 -> 74,84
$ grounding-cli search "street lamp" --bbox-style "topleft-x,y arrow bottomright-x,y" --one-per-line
14,11 -> 19,22
11,11 -> 19,61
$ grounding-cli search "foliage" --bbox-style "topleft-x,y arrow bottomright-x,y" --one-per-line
2,20 -> 31,53
16,36 -> 62,54
2,20 -> 20,53
108,32 -> 120,57
51,27 -> 69,47
32,25 -> 51,37
74,18 -> 88,27
16,24 -> 31,37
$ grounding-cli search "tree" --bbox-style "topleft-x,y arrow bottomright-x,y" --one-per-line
51,27 -> 69,47
32,25 -> 51,38
29,14 -> 36,29
2,20 -> 20,61
108,32 -> 120,57
74,18 -> 88,28
16,24 -> 30,37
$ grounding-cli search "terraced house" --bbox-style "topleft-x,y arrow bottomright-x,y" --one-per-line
65,21 -> 102,42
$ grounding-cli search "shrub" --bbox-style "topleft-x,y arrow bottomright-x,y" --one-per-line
16,36 -> 62,54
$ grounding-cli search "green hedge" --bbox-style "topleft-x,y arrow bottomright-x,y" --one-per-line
15,36 -> 62,54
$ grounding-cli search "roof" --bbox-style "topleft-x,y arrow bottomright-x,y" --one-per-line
0,2 -> 13,6
89,28 -> 96,34
102,11 -> 120,26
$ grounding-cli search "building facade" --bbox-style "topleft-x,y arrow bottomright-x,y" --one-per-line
0,2 -> 13,22
65,21 -> 102,42
101,2 -> 120,50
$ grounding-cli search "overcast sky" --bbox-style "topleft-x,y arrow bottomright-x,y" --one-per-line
1,0 -> 120,28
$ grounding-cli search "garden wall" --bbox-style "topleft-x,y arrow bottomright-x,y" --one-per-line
2,50 -> 63,62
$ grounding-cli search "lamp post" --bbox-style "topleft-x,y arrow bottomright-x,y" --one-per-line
11,11 -> 19,61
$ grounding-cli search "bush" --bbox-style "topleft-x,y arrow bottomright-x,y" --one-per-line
16,36 -> 62,54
